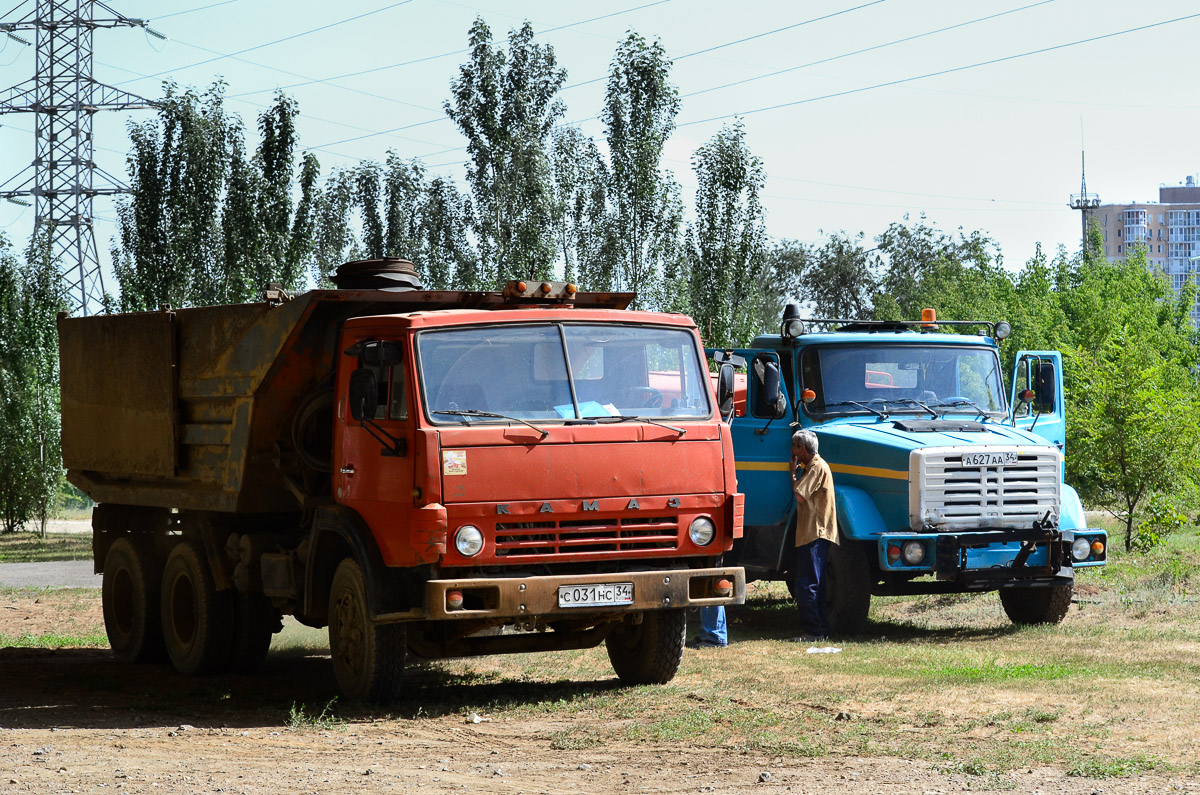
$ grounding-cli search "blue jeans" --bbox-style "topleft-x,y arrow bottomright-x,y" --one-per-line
793,538 -> 832,638
697,605 -> 727,645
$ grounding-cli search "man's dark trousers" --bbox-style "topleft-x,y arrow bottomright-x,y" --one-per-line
793,538 -> 832,638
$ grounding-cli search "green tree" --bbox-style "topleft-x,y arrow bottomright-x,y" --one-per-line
801,232 -> 875,318
114,84 -> 317,308
445,18 -> 565,285
602,32 -> 683,305
549,126 -> 611,286
419,177 -> 477,290
686,121 -> 769,347
0,233 -> 65,536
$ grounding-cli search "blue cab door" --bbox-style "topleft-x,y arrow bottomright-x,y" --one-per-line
722,349 -> 796,530
1009,350 -> 1065,450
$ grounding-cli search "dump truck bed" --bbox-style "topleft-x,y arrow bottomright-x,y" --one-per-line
60,287 -> 633,513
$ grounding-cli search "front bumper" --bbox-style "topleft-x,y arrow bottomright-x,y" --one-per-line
877,527 -> 1107,590
422,566 -> 746,620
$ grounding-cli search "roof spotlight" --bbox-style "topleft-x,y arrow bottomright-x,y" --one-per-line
994,320 -> 1012,340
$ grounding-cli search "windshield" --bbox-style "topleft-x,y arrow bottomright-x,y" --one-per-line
802,344 -> 1007,416
417,323 -> 711,423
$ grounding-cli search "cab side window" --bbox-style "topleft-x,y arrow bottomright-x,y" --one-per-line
361,355 -> 409,421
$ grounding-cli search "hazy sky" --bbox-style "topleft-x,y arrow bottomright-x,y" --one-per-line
3,0 -> 1199,289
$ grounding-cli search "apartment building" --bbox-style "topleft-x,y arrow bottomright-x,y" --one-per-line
1093,176 -> 1200,324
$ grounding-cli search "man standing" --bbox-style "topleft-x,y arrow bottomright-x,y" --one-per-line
790,429 -> 839,641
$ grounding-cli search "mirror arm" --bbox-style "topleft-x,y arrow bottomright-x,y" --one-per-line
360,417 -> 407,458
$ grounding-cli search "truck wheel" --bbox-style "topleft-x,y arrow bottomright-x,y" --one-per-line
825,541 -> 871,637
225,592 -> 281,673
605,609 -> 686,686
102,537 -> 165,663
328,559 -> 406,703
160,540 -> 234,675
999,585 -> 1073,625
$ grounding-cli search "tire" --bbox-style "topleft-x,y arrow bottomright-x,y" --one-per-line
160,540 -> 234,675
102,537 -> 165,663
328,559 -> 406,703
999,584 -> 1073,625
224,592 -> 281,674
824,540 -> 872,637
605,609 -> 686,686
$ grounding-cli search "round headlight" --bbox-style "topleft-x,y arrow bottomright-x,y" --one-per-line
901,540 -> 926,566
689,516 -> 716,546
994,320 -> 1012,340
454,525 -> 484,557
1071,537 -> 1092,562
782,318 -> 805,338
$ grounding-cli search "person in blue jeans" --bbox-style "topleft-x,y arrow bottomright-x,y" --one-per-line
789,429 -> 839,641
688,605 -> 727,648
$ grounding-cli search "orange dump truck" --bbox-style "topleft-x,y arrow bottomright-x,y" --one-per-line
60,260 -> 745,701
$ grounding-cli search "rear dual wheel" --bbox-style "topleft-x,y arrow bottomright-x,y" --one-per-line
102,537 -> 165,663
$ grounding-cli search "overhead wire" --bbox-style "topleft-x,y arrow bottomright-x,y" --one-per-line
116,0 -> 415,86
153,0 -> 241,20
228,0 -> 674,98
677,11 -> 1200,128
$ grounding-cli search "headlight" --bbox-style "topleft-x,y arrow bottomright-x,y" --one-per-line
901,540 -> 926,565
782,318 -> 805,338
689,516 -> 716,546
1071,537 -> 1092,562
454,525 -> 484,557
994,320 -> 1012,340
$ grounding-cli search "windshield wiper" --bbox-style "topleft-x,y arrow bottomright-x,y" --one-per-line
931,398 -> 991,421
883,398 -> 941,419
823,400 -> 889,420
433,410 -> 548,438
594,414 -> 686,436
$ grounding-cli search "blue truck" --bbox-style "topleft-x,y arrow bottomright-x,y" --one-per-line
710,307 -> 1107,634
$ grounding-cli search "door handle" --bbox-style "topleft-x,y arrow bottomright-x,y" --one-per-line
340,466 -> 356,475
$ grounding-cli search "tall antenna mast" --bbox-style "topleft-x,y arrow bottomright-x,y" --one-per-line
1069,150 -> 1101,253
0,0 -> 161,315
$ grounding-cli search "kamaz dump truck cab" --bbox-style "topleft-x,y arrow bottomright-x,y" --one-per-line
711,308 -> 1105,636
62,261 -> 744,701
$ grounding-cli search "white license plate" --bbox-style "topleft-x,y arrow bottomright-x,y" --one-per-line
557,582 -> 634,608
960,451 -> 1018,467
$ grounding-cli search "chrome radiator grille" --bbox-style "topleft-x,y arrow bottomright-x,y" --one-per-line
910,447 -> 1061,531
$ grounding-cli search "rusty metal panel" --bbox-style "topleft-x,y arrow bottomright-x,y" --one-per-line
59,311 -> 177,477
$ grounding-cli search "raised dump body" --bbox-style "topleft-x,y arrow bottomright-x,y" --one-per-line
63,269 -> 745,701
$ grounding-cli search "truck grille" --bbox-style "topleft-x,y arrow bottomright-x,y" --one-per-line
494,516 -> 680,559
911,447 -> 1061,531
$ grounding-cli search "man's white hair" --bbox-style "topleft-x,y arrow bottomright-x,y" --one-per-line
792,429 -> 818,455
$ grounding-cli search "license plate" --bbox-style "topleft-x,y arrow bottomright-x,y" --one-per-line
960,451 -> 1018,467
557,582 -> 634,608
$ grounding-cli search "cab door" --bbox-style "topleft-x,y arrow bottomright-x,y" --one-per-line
334,334 -> 418,565
1010,350 -> 1065,450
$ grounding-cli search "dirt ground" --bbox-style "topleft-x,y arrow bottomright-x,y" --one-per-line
1,592 -> 1197,795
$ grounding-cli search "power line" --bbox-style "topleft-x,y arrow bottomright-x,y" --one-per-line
679,0 -> 1057,100
678,11 -> 1200,128
116,0 -> 414,86
563,0 -> 890,90
228,0 -> 674,99
153,0 -> 240,20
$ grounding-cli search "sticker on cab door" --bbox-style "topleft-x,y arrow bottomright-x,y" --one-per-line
443,450 -> 467,475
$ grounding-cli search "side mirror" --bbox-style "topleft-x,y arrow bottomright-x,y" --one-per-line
361,340 -> 404,368
1034,361 -> 1056,413
752,356 -> 787,420
717,364 -> 736,416
348,369 -> 378,422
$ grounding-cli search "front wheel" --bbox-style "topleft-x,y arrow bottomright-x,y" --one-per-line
328,559 -> 406,703
999,584 -> 1073,625
605,609 -> 686,685
824,540 -> 872,637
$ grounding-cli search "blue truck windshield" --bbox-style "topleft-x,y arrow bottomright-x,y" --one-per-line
803,343 -> 1007,417
418,323 -> 712,422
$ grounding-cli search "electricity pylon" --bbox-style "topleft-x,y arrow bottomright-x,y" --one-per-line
0,0 -> 160,315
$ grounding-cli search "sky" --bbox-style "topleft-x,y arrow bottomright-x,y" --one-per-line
3,0 -> 1200,295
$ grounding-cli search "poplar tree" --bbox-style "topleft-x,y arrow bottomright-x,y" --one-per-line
445,18 -> 565,285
